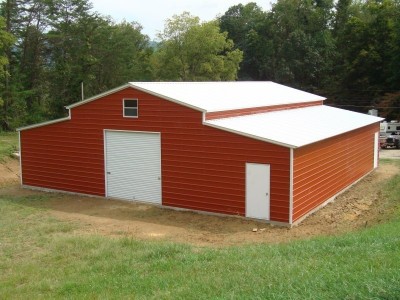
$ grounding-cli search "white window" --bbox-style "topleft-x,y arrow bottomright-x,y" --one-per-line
123,99 -> 138,118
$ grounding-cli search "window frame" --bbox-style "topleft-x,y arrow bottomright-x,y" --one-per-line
123,98 -> 139,118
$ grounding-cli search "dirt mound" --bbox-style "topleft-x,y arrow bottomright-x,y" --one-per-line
1,158 -> 398,247
0,158 -> 20,186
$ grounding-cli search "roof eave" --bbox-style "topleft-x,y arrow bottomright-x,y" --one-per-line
17,115 -> 71,131
204,121 -> 297,149
128,82 -> 206,113
66,82 -> 207,113
66,83 -> 133,109
293,118 -> 384,148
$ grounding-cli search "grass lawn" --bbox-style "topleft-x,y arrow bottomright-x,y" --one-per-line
1,132 -> 399,299
0,131 -> 18,161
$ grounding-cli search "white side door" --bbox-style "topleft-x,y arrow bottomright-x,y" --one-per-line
246,163 -> 270,220
105,130 -> 161,204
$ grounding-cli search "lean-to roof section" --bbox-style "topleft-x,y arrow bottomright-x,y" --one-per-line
17,115 -> 71,131
205,105 -> 383,148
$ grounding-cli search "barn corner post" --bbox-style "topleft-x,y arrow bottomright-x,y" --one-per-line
374,131 -> 379,169
18,130 -> 23,185
103,129 -> 108,198
289,148 -> 294,226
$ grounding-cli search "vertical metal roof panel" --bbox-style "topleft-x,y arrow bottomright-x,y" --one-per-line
205,105 -> 383,148
129,81 -> 326,112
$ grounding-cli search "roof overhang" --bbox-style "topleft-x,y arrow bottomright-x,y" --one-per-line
17,115 -> 71,132
66,83 -> 133,109
66,82 -> 207,113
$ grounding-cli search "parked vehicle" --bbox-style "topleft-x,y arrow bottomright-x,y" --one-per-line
379,132 -> 388,148
380,120 -> 400,134
380,134 -> 400,149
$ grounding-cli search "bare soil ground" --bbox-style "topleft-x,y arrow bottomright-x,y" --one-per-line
0,158 -> 20,186
1,155 -> 398,247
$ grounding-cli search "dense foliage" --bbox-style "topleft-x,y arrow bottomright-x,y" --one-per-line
0,0 -> 399,129
153,12 -> 243,81
219,0 -> 400,119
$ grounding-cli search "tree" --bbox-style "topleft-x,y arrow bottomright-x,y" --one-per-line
265,0 -> 336,90
0,0 -> 49,128
0,16 -> 13,82
89,21 -> 153,91
153,12 -> 243,81
45,0 -> 152,117
0,14 -> 15,130
219,3 -> 269,80
376,92 -> 400,121
330,0 -> 400,111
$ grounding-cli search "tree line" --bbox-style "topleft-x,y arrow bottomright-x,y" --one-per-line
0,0 -> 399,129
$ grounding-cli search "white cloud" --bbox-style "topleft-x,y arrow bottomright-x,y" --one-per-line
90,0 -> 274,39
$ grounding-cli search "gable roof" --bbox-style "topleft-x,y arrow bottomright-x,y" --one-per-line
206,105 -> 383,148
66,81 -> 325,112
18,81 -> 382,148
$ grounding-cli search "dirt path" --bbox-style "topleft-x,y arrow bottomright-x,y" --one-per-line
0,158 -> 20,186
1,158 -> 398,247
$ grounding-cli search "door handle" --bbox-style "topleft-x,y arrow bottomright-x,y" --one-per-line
107,172 -> 111,174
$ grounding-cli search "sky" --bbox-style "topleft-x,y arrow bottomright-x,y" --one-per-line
90,1 -> 274,40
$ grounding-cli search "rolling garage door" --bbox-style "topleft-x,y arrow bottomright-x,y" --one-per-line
105,130 -> 161,204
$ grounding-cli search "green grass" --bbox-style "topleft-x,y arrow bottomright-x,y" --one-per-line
0,131 -> 18,160
1,162 -> 400,299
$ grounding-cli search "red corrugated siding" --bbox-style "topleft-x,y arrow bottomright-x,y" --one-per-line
20,87 -> 291,222
206,101 -> 323,120
292,124 -> 379,222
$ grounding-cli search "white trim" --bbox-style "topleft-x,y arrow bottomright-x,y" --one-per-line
66,82 -> 206,113
104,129 -> 161,135
17,114 -> 71,131
159,133 -> 163,205
103,129 -> 108,197
205,121 -> 296,149
18,131 -> 23,185
127,83 -> 207,113
374,132 -> 379,168
289,148 -> 294,225
66,83 -> 132,109
122,98 -> 139,118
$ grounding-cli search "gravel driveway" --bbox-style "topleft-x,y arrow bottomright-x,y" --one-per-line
380,149 -> 400,159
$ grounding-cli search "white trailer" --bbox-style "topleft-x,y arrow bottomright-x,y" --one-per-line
380,121 -> 400,133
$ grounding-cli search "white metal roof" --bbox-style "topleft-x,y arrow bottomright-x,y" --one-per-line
66,81 -> 325,111
205,105 -> 383,148
128,81 -> 326,112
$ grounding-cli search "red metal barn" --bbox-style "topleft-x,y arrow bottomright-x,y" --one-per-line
18,82 -> 382,225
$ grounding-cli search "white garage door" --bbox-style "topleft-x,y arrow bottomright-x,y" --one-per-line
105,130 -> 161,204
